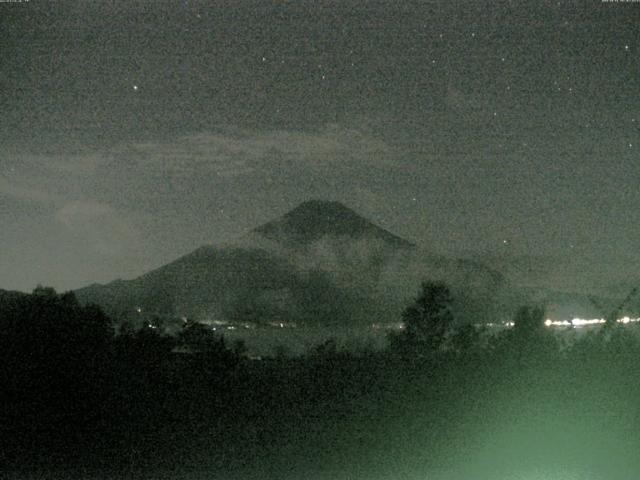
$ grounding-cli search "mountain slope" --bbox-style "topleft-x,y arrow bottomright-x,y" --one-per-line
75,201 -> 511,326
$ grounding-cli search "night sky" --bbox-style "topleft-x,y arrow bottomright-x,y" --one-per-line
1,0 -> 639,292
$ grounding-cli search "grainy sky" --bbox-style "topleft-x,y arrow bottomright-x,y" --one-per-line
1,0 -> 639,292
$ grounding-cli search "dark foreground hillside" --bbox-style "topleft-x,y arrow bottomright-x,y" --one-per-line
2,288 -> 640,480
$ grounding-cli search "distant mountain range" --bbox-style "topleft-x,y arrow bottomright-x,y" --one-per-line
74,200 -> 640,326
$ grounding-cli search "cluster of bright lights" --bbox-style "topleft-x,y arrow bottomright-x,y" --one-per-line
619,316 -> 637,324
544,319 -> 572,327
543,317 -> 640,328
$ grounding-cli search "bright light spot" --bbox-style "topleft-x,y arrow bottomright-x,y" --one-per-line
544,319 -> 571,327
571,318 -> 605,327
133,85 -> 138,91
136,307 -> 142,313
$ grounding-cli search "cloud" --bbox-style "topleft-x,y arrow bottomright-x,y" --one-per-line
55,201 -> 142,257
2,121 -> 402,260
112,123 -> 398,182
48,153 -> 103,176
55,201 -> 113,227
3,121 -> 399,208
0,161 -> 142,259
0,175 -> 59,205
0,149 -> 107,208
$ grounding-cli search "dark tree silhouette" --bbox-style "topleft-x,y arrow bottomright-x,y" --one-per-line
179,321 -> 227,353
310,337 -> 340,358
513,305 -> 546,338
390,281 -> 454,357
489,304 -> 559,365
232,338 -> 248,357
450,323 -> 485,355
177,321 -> 239,380
0,287 -> 116,466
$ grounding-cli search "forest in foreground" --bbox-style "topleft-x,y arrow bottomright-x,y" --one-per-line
2,285 -> 640,480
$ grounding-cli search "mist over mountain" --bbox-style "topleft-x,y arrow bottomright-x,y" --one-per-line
75,199 -> 640,333
459,250 -> 640,319
75,201 -> 514,328
464,250 -> 639,295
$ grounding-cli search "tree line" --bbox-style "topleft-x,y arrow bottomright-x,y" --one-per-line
1,282 -> 639,478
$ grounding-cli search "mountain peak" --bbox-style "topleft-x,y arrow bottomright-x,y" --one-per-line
287,199 -> 361,220
254,200 -> 414,248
